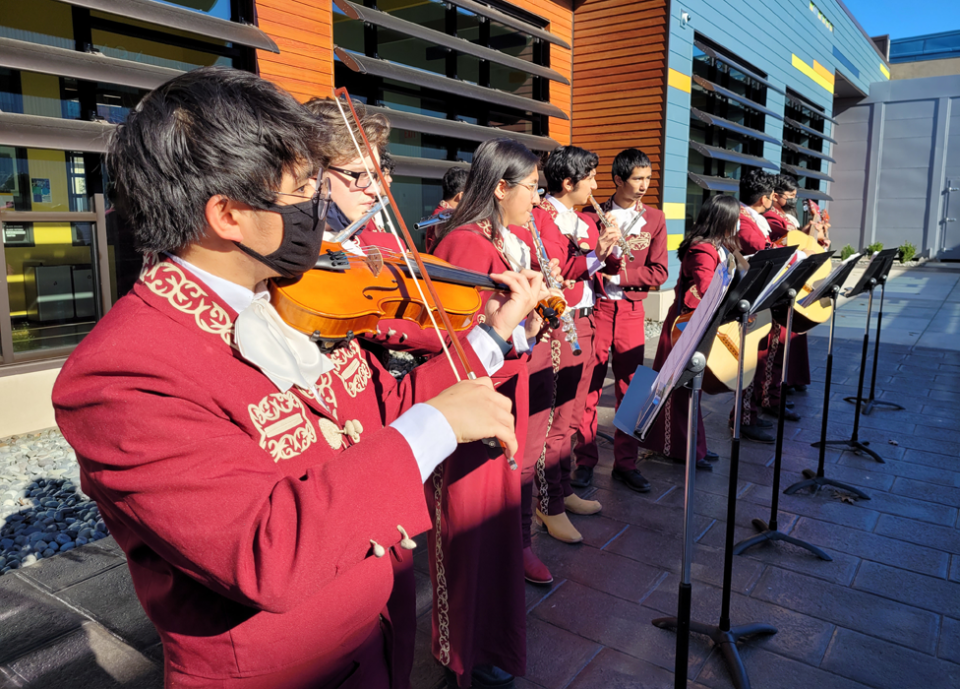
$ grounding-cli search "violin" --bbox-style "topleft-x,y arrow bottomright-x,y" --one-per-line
271,242 -> 565,344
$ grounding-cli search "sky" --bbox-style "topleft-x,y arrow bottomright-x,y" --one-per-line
840,0 -> 960,40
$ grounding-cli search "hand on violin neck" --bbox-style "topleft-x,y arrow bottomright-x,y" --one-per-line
484,269 -> 545,342
425,378 -> 518,458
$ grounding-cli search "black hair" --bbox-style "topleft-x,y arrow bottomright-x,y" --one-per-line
774,173 -> 799,194
677,195 -> 741,261
106,66 -> 325,253
542,145 -> 599,194
441,165 -> 470,201
437,138 -> 538,243
612,148 -> 652,184
380,150 -> 395,175
739,168 -> 775,206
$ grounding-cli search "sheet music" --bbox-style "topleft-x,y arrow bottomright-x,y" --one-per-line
800,252 -> 861,307
750,250 -> 802,314
633,260 -> 734,437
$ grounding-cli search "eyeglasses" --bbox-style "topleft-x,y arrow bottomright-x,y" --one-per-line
271,173 -> 332,220
329,165 -> 380,190
513,181 -> 544,196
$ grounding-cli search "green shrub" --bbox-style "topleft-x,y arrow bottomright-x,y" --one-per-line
865,241 -> 884,256
840,244 -> 856,260
899,242 -> 917,263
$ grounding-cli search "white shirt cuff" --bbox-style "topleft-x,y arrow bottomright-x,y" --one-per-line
467,326 -> 505,375
512,323 -> 534,354
586,251 -> 605,276
390,404 -> 457,483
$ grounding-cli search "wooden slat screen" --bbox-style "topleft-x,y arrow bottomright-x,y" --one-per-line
256,0 -> 334,103
571,0 -> 669,207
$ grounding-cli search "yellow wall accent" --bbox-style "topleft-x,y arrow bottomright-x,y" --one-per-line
668,69 -> 692,93
663,202 -> 686,220
26,148 -> 70,212
812,60 -> 835,85
792,54 -> 834,93
20,72 -> 62,119
667,234 -> 684,250
880,63 -> 891,79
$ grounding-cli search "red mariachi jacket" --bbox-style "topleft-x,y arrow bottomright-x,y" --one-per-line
762,207 -> 791,242
582,197 -> 669,302
738,206 -> 769,256
52,256 -> 487,684
532,202 -> 617,306
423,200 -> 453,254
678,242 -> 721,312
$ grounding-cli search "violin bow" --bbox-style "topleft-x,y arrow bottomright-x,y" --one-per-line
331,88 -> 517,468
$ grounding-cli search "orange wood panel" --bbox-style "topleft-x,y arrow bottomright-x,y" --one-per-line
256,0 -> 333,101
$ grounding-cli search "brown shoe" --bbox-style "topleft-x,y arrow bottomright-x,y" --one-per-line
564,493 -> 602,515
536,509 -> 583,543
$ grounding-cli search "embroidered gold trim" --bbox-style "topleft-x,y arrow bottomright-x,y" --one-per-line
628,232 -> 652,252
318,418 -> 346,450
689,284 -> 702,302
248,391 -> 318,460
432,467 -> 451,666
536,339 -> 563,515
328,342 -> 372,398
141,260 -> 233,345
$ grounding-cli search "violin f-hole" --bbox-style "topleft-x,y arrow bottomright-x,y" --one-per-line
362,280 -> 400,300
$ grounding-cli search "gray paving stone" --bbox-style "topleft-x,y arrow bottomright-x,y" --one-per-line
408,628 -> 445,689
927,387 -> 960,403
565,647 -> 681,689
642,573 -> 835,666
5,622 -> 161,689
835,489 -> 957,527
0,575 -> 85,665
891,476 -> 960,508
853,561 -> 960,617
694,645 -> 874,689
940,617 -> 960,666
752,567 -> 940,654
791,517 -> 949,577
838,452 -> 960,488
55,562 -> 159,653
531,535 -> 666,604
738,483 -> 882,533
524,617 -> 601,689
531,580 -> 711,678
820,628 -> 960,689
565,513 -> 630,550
15,544 -> 125,594
874,513 -> 960,554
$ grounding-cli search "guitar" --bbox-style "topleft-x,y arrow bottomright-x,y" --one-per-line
773,230 -> 834,333
671,309 -> 773,395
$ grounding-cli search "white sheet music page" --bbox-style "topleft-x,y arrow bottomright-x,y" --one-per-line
634,258 -> 734,438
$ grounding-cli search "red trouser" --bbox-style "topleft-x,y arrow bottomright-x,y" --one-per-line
574,298 -> 646,473
538,310 -> 595,511
521,341 -> 558,546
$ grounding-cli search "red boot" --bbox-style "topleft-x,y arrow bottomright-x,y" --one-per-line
523,546 -> 553,585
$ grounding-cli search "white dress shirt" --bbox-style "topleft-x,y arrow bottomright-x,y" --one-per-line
545,195 -> 606,309
600,199 -> 647,301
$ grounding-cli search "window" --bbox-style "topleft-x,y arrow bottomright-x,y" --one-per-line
782,89 -> 836,206
685,37 -> 783,232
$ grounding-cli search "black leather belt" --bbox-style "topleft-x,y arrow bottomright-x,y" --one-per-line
573,307 -> 593,318
622,287 -> 648,293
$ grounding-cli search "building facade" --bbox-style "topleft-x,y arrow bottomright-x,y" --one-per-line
0,0 -> 892,434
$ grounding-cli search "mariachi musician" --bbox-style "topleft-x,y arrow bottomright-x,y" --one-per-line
52,68 -> 546,689
423,166 -> 469,252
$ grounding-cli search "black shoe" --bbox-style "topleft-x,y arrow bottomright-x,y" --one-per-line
571,465 -> 594,488
752,416 -> 773,428
741,423 -> 775,443
612,468 -> 652,493
763,406 -> 801,422
696,458 -> 713,471
472,665 -> 515,688
794,384 -> 808,392
705,449 -> 720,462
785,400 -> 795,409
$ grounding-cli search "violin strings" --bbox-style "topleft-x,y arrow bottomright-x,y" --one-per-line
332,96 -> 462,381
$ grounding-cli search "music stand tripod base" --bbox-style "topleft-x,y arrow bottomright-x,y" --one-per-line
844,397 -> 905,415
784,468 -> 871,500
812,438 -> 884,464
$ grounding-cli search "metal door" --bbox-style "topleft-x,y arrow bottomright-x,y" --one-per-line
941,180 -> 960,260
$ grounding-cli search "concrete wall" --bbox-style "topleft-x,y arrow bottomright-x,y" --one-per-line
0,368 -> 60,437
892,57 -> 960,80
831,75 -> 960,258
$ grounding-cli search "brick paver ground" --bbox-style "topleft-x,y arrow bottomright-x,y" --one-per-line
1,262 -> 959,688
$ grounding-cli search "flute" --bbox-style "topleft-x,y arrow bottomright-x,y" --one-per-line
328,198 -> 391,244
588,195 -> 634,262
528,212 -> 581,356
414,211 -> 451,231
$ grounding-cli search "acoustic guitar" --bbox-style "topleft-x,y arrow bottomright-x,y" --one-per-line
672,309 -> 773,395
773,230 -> 833,334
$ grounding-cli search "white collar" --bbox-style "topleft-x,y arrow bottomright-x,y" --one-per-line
546,195 -> 575,214
167,253 -> 269,315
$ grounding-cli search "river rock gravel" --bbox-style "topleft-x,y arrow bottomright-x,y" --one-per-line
0,428 -> 108,575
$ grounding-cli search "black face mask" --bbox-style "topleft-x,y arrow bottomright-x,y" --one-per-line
236,198 -> 324,279
782,197 -> 798,211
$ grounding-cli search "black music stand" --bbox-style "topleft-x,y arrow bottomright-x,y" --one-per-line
734,251 -> 835,561
617,255 -> 747,689
813,248 -> 899,464
843,250 -> 903,415
650,247 -> 793,689
785,254 -> 870,499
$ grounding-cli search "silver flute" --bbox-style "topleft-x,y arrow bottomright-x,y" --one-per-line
328,198 -> 391,244
414,211 -> 452,230
588,194 -> 635,261
528,212 -> 581,356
